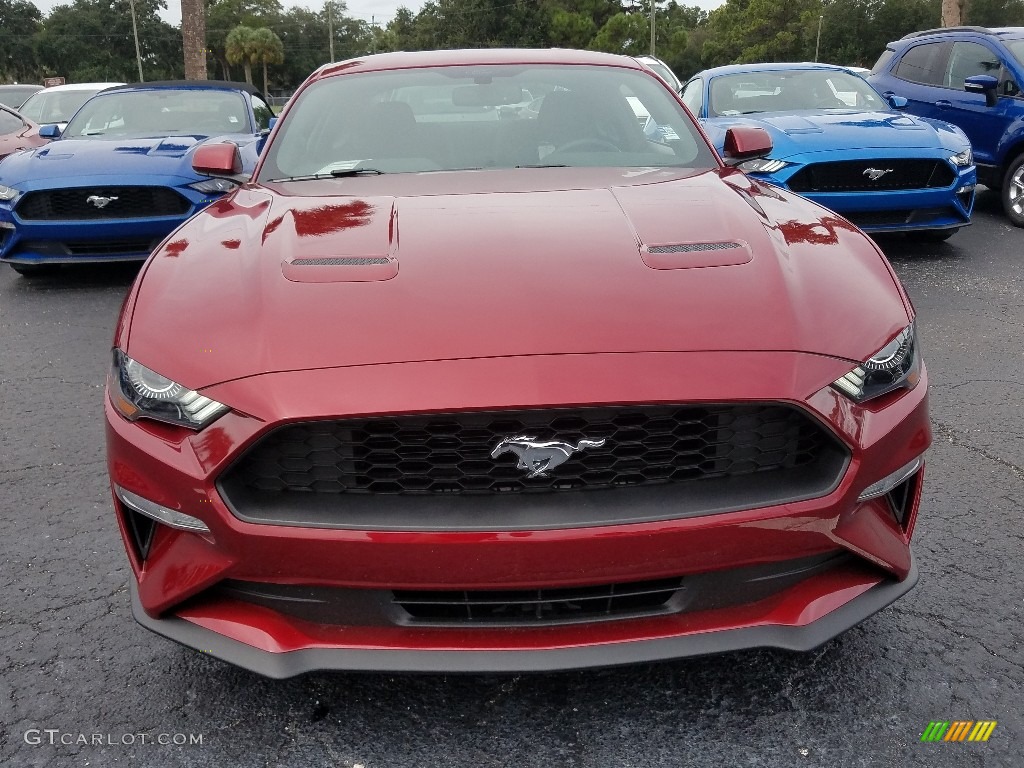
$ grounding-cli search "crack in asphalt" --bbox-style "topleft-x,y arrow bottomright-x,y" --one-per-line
932,420 -> 1024,482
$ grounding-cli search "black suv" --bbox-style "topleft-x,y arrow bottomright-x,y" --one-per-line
868,26 -> 1024,226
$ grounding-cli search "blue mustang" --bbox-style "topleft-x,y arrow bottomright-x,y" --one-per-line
681,63 -> 976,240
0,80 -> 273,276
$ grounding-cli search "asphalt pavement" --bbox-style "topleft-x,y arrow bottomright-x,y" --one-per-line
0,188 -> 1020,767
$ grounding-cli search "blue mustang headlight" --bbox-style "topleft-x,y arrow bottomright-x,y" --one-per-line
0,184 -> 19,202
738,158 -> 790,173
949,149 -> 972,167
188,178 -> 238,194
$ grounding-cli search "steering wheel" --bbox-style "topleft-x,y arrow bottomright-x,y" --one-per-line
552,137 -> 621,154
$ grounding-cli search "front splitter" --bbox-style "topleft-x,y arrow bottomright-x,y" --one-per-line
130,555 -> 918,678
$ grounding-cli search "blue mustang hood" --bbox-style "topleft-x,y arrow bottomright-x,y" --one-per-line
0,135 -> 245,186
704,109 -> 968,159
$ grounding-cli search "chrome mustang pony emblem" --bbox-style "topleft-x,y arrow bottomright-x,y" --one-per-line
490,435 -> 606,479
86,195 -> 118,209
862,167 -> 894,181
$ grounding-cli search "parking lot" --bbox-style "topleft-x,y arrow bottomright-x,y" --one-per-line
0,187 -> 1020,767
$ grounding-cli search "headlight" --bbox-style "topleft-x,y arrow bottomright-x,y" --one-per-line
738,158 -> 789,173
109,349 -> 228,429
188,178 -> 238,194
949,148 -> 972,167
0,184 -> 19,202
832,323 -> 921,403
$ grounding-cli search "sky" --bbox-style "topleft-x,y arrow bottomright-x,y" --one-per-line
29,0 -> 725,28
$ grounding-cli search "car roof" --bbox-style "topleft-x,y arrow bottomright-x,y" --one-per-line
896,26 -> 1024,43
697,62 -> 852,78
31,82 -> 125,93
309,48 -> 646,82
104,80 -> 263,97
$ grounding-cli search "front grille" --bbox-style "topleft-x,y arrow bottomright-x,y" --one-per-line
394,577 -> 684,624
21,238 -> 159,256
788,159 -> 955,193
843,207 -> 949,228
16,186 -> 191,220
225,404 -> 831,497
206,552 -> 855,627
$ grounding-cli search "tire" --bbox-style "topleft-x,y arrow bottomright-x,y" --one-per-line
1001,153 -> 1024,227
10,263 -> 59,277
907,228 -> 959,242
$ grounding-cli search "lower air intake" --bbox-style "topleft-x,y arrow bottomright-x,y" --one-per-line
393,578 -> 684,624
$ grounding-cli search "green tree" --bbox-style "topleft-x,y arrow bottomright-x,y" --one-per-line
251,26 -> 284,96
0,0 -> 43,83
225,24 -> 258,84
589,11 -> 650,55
34,0 -> 182,82
966,0 -> 1024,25
207,0 -> 282,80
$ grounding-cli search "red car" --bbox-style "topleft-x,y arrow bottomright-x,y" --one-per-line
105,49 -> 929,677
0,103 -> 46,161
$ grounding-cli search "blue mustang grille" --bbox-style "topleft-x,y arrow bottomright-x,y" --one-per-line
787,159 -> 955,193
16,186 -> 191,221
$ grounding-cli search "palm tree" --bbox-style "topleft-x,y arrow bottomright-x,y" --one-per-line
251,27 -> 285,98
180,0 -> 207,80
225,25 -> 258,86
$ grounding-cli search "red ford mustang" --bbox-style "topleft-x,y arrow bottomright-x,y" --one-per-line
105,49 -> 929,677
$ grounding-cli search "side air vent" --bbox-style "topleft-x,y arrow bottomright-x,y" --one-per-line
291,257 -> 391,266
122,506 -> 157,561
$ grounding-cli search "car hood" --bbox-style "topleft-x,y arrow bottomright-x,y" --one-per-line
0,134 -> 249,186
125,168 -> 911,390
703,109 -> 969,158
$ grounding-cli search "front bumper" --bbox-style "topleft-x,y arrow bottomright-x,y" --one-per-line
131,556 -> 919,677
106,351 -> 930,675
0,179 -> 219,265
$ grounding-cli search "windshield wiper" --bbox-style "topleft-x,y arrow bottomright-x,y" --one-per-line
329,168 -> 385,177
267,169 -> 386,182
515,164 -> 569,168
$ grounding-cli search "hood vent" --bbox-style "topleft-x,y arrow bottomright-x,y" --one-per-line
292,257 -> 390,266
647,242 -> 741,254
282,255 -> 398,283
643,240 -> 752,270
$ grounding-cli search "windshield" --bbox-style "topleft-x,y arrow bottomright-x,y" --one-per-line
1006,39 -> 1024,68
259,64 -> 715,181
709,70 -> 887,116
19,89 -> 102,125
0,86 -> 40,110
644,60 -> 682,91
62,89 -> 250,139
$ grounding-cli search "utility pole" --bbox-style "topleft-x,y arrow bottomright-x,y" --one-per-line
372,15 -> 376,54
129,0 -> 145,81
327,2 -> 335,63
815,14 -> 823,63
650,0 -> 656,56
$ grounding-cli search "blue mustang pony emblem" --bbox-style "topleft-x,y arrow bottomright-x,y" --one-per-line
490,435 -> 607,478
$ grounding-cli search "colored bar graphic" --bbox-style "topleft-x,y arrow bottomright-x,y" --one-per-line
922,721 -> 996,742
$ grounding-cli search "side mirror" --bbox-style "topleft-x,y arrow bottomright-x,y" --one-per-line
257,117 -> 277,154
192,143 -> 245,181
965,74 -> 999,107
886,94 -> 908,110
722,126 -> 772,166
38,124 -> 61,139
